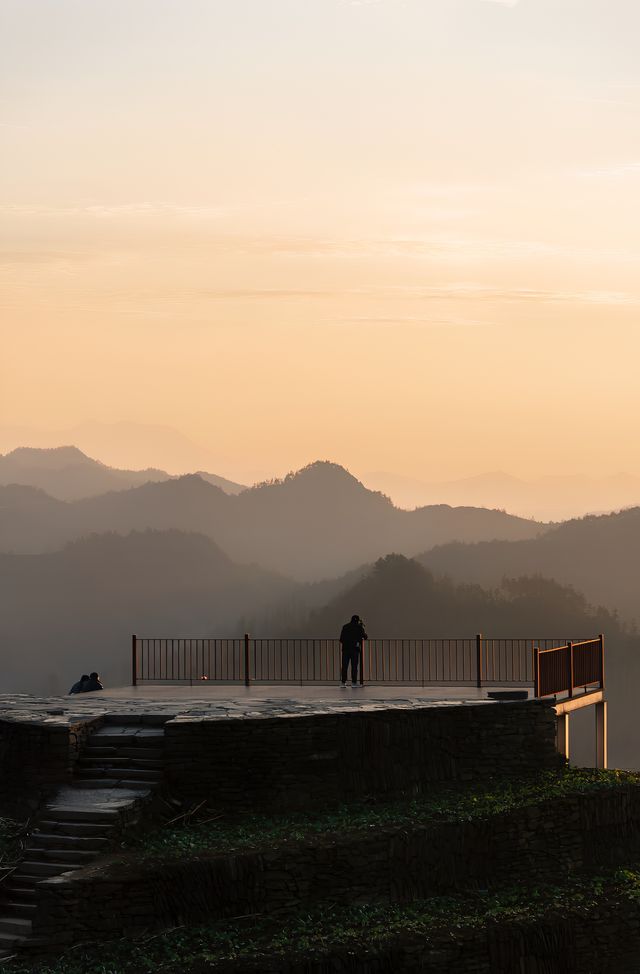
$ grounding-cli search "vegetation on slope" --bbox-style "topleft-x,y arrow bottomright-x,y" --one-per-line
124,768 -> 637,861
8,865 -> 640,973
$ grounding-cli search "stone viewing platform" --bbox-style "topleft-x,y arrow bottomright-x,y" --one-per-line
0,686 -> 558,824
0,683 -> 508,725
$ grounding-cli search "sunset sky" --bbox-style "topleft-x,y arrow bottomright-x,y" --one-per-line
2,0 -> 640,483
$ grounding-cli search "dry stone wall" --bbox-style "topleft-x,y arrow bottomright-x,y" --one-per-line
164,700 -> 560,811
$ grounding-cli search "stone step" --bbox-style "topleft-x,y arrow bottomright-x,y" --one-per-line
15,861 -> 79,878
37,818 -> 116,837
116,780 -> 159,791
1,886 -> 36,901
79,756 -> 163,769
4,873 -> 43,886
28,833 -> 110,851
67,779 -> 158,794
2,902 -> 36,918
91,726 -> 165,740
79,755 -> 132,766
25,848 -> 97,865
102,714 -> 169,726
115,768 -> 163,780
0,931 -> 26,949
83,745 -> 119,756
78,767 -> 162,781
43,806 -> 121,824
116,747 -> 164,759
127,758 -> 164,769
0,917 -> 32,938
69,779 -> 122,790
85,734 -> 144,747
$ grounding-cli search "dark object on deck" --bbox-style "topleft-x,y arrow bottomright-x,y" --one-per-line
488,690 -> 529,701
81,672 -> 103,692
69,675 -> 90,694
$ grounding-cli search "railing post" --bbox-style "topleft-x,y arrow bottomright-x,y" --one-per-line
533,645 -> 539,698
476,633 -> 483,689
568,641 -> 574,697
244,632 -> 251,688
132,634 -> 137,687
599,633 -> 605,690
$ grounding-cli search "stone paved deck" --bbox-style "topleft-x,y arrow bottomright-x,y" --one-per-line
0,684 -> 530,728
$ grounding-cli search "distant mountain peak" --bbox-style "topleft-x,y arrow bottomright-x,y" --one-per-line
2,445 -> 97,469
286,461 -> 363,485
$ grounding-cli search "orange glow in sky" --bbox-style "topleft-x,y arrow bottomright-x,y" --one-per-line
2,0 -> 640,482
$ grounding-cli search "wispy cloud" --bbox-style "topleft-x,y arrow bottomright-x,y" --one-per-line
197,283 -> 639,308
582,162 -> 640,179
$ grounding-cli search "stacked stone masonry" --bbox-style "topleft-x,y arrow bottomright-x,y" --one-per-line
164,700 -> 561,811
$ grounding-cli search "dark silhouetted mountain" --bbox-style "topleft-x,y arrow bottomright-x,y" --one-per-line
0,530 -> 295,696
0,461 -> 546,579
279,554 -> 637,769
418,506 -> 640,625
290,554 -> 617,637
0,446 -> 246,501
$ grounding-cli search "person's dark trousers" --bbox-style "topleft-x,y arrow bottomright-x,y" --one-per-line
341,647 -> 360,684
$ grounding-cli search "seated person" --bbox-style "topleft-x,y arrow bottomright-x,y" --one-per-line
82,672 -> 104,692
69,674 -> 90,694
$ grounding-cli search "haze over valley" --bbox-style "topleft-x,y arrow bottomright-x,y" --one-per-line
2,442 -> 640,771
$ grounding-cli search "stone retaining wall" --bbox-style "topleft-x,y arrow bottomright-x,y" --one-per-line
0,715 -> 102,816
164,700 -> 560,811
31,783 -> 640,945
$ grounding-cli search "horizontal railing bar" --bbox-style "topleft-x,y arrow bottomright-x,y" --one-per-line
138,635 -> 592,641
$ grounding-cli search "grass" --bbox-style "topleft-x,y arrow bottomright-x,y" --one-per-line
7,864 -> 640,973
123,767 -> 639,862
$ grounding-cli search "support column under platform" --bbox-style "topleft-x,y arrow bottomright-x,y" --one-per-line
596,699 -> 608,770
556,712 -> 570,761
554,689 -> 606,768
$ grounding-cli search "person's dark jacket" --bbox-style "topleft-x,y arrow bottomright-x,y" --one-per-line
81,676 -> 103,692
340,620 -> 368,650
69,676 -> 89,695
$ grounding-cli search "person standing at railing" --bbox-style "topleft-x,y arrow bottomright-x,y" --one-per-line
339,615 -> 368,688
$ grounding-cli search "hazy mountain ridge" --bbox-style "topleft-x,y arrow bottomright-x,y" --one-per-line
0,460 -> 546,580
366,469 -> 640,522
283,553 -> 618,638
0,446 -> 246,501
0,422 -> 229,476
0,529 -> 296,696
419,506 -> 640,625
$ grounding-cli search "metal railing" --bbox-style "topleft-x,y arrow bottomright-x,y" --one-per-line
535,637 -> 604,698
132,633 -> 605,697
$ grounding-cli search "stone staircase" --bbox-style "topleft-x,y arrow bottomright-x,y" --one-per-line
0,715 -> 167,962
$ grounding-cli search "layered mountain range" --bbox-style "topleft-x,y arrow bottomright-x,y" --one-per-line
0,446 -> 245,500
0,450 -> 544,579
